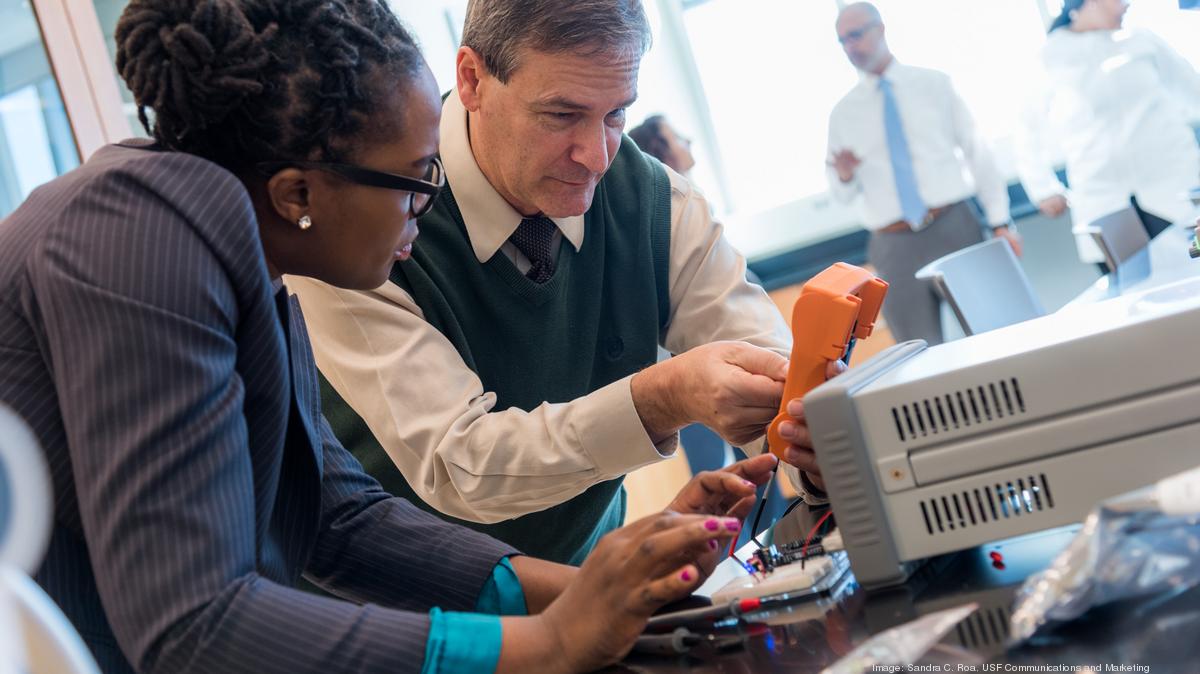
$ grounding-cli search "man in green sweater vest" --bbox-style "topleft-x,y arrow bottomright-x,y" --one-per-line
290,0 -> 829,564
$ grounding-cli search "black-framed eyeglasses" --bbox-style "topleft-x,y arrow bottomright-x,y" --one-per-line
257,156 -> 445,218
838,22 -> 879,45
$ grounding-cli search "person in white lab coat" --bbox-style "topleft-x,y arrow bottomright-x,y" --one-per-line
1018,0 -> 1200,269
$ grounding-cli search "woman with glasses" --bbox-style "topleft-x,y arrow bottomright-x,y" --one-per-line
0,1 -> 756,672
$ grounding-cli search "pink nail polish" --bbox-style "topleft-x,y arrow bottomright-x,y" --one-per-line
680,569 -> 693,581
725,520 -> 741,531
705,519 -> 719,531
708,539 -> 718,550
742,479 -> 755,488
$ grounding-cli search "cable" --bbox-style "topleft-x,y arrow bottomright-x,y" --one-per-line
802,510 -> 834,558
747,463 -> 779,550
779,496 -> 805,520
822,510 -> 836,537
842,336 -> 857,366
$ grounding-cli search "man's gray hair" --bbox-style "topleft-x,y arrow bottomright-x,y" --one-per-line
462,0 -> 652,83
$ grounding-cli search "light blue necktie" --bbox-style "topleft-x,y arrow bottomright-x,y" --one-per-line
880,78 -> 927,226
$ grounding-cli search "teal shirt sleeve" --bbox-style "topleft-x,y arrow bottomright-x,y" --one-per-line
474,556 -> 528,616
421,556 -> 528,674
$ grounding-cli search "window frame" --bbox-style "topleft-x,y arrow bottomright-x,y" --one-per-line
28,0 -> 131,161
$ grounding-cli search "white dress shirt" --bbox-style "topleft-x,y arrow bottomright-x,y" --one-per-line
287,92 -> 791,524
826,61 -> 1011,231
1016,28 -> 1200,263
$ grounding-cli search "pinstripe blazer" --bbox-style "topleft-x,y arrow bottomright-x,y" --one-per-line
0,142 -> 518,673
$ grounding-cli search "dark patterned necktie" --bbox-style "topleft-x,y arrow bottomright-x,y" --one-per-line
510,215 -> 557,283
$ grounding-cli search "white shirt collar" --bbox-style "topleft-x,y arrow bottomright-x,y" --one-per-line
439,93 -> 585,263
857,58 -> 902,89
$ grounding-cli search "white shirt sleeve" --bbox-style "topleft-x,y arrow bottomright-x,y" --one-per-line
288,173 -> 791,522
825,105 -> 864,205
659,169 -> 793,458
1146,31 -> 1200,118
288,275 -> 674,524
1014,78 -> 1069,206
948,80 -> 1011,226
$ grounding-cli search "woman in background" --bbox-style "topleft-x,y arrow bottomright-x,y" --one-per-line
0,1 -> 758,672
629,114 -> 697,177
1017,0 -> 1200,269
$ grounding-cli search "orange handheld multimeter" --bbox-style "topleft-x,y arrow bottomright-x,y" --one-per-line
765,263 -> 888,459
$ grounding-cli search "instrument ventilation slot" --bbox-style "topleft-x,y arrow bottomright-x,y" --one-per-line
891,377 -> 1026,442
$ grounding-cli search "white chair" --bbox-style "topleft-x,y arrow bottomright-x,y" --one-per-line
0,405 -> 99,674
1077,207 -> 1150,272
915,237 -> 1045,337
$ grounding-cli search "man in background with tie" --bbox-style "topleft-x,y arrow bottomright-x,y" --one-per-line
288,0 -> 826,565
827,2 -> 1021,345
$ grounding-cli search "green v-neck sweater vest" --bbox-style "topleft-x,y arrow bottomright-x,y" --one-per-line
319,137 -> 672,564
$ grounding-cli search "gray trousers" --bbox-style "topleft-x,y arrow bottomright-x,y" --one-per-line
867,201 -> 986,345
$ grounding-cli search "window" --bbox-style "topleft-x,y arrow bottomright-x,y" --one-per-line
92,0 -> 150,137
682,0 -> 849,217
0,0 -> 79,218
1121,0 -> 1200,72
626,0 -> 729,212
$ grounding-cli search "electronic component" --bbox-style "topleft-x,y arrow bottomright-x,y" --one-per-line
710,551 -> 849,604
709,527 -> 850,605
746,532 -> 842,575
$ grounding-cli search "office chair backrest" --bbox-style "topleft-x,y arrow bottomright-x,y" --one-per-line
1079,207 -> 1150,272
1,405 -> 100,674
3,569 -> 101,674
0,407 -> 51,573
915,237 -> 1045,336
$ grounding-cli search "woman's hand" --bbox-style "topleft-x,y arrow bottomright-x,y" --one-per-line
532,512 -> 741,672
666,452 -> 778,572
667,453 -> 778,520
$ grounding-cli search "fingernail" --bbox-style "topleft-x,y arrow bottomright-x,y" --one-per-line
788,399 -> 804,416
741,479 -> 755,488
708,539 -> 718,550
725,519 -> 741,531
705,518 -> 719,531
680,569 -> 693,582
779,421 -> 797,437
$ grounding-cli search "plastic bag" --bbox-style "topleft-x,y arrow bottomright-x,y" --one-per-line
1009,465 -> 1200,645
820,603 -> 978,674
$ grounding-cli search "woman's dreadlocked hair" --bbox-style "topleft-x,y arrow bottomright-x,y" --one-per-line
114,0 -> 423,168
